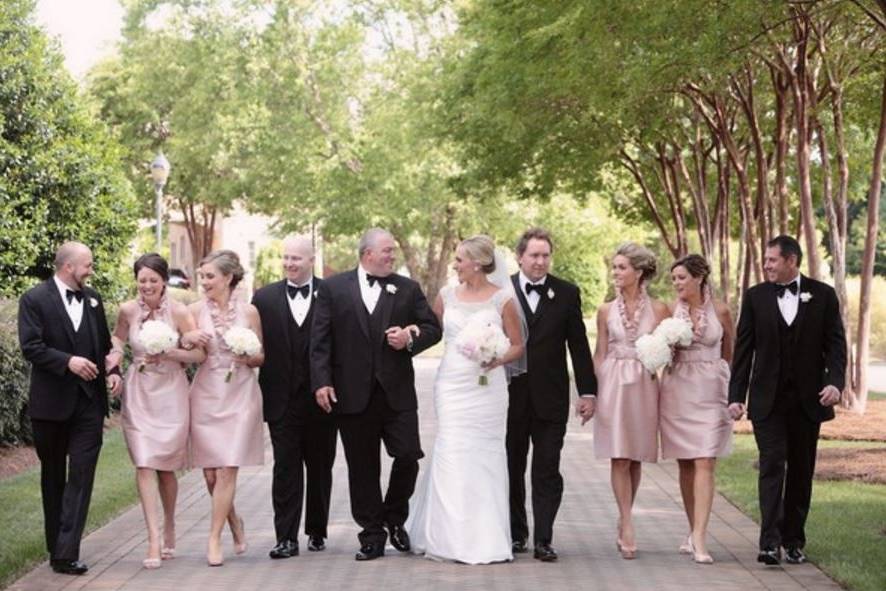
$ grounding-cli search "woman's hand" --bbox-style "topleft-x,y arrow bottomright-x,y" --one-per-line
182,329 -> 211,349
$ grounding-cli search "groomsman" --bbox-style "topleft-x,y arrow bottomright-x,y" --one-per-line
728,235 -> 846,565
507,228 -> 597,561
253,235 -> 337,559
18,242 -> 122,575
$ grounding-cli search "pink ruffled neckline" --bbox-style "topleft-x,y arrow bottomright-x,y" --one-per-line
616,287 -> 647,340
137,293 -> 169,326
206,298 -> 238,352
674,294 -> 710,341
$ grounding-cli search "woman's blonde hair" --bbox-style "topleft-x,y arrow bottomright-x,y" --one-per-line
615,242 -> 657,284
199,249 -> 245,290
459,235 -> 496,274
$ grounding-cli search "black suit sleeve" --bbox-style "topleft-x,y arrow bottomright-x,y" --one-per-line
408,282 -> 441,356
310,280 -> 334,392
18,291 -> 71,377
821,286 -> 847,391
728,290 -> 756,405
566,287 -> 596,396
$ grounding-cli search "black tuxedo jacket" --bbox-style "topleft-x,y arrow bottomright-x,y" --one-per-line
18,279 -> 112,420
253,277 -> 322,423
507,273 -> 597,423
310,269 -> 441,415
728,275 -> 846,423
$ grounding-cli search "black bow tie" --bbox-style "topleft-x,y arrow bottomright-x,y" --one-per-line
366,274 -> 388,288
525,282 -> 546,296
66,289 -> 83,304
287,284 -> 310,299
775,282 -> 798,298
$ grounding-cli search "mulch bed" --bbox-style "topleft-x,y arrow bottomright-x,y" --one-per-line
732,399 -> 886,442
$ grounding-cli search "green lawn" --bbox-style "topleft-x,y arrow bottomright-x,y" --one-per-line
717,434 -> 886,591
0,426 -> 137,588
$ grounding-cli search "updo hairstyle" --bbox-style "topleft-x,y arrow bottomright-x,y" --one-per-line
459,235 -> 497,274
199,249 -> 245,290
615,242 -> 657,284
133,253 -> 169,283
671,254 -> 711,295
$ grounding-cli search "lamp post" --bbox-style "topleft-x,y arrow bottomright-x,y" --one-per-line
150,153 -> 171,252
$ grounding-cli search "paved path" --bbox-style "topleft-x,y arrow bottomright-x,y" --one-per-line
10,358 -> 840,591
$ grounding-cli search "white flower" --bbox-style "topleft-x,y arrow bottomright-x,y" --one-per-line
385,283 -> 398,294
223,326 -> 262,382
454,311 -> 511,385
656,317 -> 694,347
800,292 -> 812,303
137,320 -> 178,372
547,288 -> 555,300
635,333 -> 672,374
89,297 -> 99,308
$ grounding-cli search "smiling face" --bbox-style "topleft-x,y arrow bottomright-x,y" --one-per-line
362,233 -> 397,277
763,245 -> 799,284
136,267 -> 165,302
517,238 -> 552,283
611,254 -> 641,290
198,261 -> 230,300
282,240 -> 314,285
63,247 -> 94,290
671,264 -> 702,302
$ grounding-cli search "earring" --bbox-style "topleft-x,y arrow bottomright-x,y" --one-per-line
474,266 -> 480,272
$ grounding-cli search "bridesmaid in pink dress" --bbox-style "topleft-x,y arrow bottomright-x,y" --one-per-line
108,254 -> 204,569
185,250 -> 265,567
660,254 -> 734,564
593,243 -> 668,559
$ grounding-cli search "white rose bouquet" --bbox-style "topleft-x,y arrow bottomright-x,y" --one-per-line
223,326 -> 262,382
137,320 -> 179,373
455,316 -> 511,386
635,317 -> 694,375
656,318 -> 694,348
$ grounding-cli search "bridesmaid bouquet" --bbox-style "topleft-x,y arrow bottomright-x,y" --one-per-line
223,326 -> 261,382
455,318 -> 511,385
635,318 -> 693,375
138,320 -> 179,373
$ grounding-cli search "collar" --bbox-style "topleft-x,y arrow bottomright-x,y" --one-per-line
53,275 -> 80,300
777,274 -> 801,289
358,265 -> 391,286
519,271 -> 547,289
286,277 -> 312,290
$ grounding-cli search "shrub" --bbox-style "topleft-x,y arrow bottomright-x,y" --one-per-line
0,301 -> 31,445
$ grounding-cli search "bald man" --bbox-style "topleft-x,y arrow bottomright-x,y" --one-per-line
252,236 -> 337,559
18,242 -> 122,575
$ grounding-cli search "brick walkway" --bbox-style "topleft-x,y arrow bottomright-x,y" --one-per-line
9,358 -> 840,590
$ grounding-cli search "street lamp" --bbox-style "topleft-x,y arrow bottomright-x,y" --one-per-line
150,152 -> 171,252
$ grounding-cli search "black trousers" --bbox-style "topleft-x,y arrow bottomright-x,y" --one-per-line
337,381 -> 422,546
752,398 -> 821,551
31,393 -> 104,561
267,398 -> 338,543
506,411 -> 567,545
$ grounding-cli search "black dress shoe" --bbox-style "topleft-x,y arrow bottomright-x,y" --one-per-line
757,547 -> 781,565
533,543 -> 558,562
307,535 -> 326,552
387,524 -> 411,552
268,539 -> 299,559
50,559 -> 89,575
784,547 -> 807,564
512,540 -> 528,554
355,543 -> 384,561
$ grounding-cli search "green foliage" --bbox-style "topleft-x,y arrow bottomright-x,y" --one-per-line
0,301 -> 31,446
0,0 -> 139,299
847,276 -> 886,361
253,240 -> 283,289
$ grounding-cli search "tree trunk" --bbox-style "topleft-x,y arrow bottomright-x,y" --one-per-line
769,64 -> 791,235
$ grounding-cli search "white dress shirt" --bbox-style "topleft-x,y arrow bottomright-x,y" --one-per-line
54,275 -> 84,331
519,271 -> 548,314
776,274 -> 801,326
358,265 -> 382,314
287,279 -> 313,327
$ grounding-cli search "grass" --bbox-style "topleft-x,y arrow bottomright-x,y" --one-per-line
717,434 -> 886,591
0,426 -> 137,589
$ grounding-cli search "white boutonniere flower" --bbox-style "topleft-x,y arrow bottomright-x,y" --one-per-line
386,283 -> 398,295
799,292 -> 812,303
313,290 -> 318,298
89,297 -> 99,308
547,288 -> 555,300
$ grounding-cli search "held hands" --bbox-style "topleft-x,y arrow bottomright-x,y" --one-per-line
68,356 -> 99,381
385,325 -> 418,350
727,402 -> 746,420
576,397 -> 596,426
315,386 -> 337,413
819,385 -> 841,407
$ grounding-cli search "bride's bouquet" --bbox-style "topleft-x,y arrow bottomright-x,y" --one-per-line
455,317 -> 511,385
137,320 -> 178,372
635,317 -> 693,375
223,326 -> 262,382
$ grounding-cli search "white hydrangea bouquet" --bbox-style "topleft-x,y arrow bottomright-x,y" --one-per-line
635,317 -> 693,375
223,326 -> 262,382
138,320 -> 179,372
455,316 -> 511,385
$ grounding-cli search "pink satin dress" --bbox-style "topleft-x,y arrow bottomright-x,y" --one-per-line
659,299 -> 733,459
121,297 -> 190,471
189,300 -> 264,468
594,293 -> 660,462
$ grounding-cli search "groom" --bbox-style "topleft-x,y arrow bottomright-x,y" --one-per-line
728,235 -> 846,566
18,241 -> 122,575
507,228 -> 597,561
311,228 -> 441,561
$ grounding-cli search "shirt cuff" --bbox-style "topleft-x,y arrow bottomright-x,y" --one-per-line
580,394 -> 597,399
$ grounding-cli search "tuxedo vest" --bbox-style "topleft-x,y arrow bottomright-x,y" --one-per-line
72,307 -> 100,399
365,300 -> 385,381
287,308 -> 310,394
776,311 -> 797,397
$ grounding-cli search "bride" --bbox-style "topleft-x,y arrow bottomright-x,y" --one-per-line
405,235 -> 525,564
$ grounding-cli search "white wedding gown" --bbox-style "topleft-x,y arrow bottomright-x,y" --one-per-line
405,285 -> 513,564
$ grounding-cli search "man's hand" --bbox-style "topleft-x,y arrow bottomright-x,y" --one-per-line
315,386 -> 337,413
107,374 -> 123,397
727,402 -> 746,420
385,326 -> 412,350
819,385 -> 841,407
68,356 -> 99,381
105,350 -> 123,372
576,397 -> 596,426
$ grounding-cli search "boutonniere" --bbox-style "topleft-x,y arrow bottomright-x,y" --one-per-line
386,283 -> 398,295
313,290 -> 318,298
799,292 -> 812,303
547,288 -> 555,300
89,297 -> 99,308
